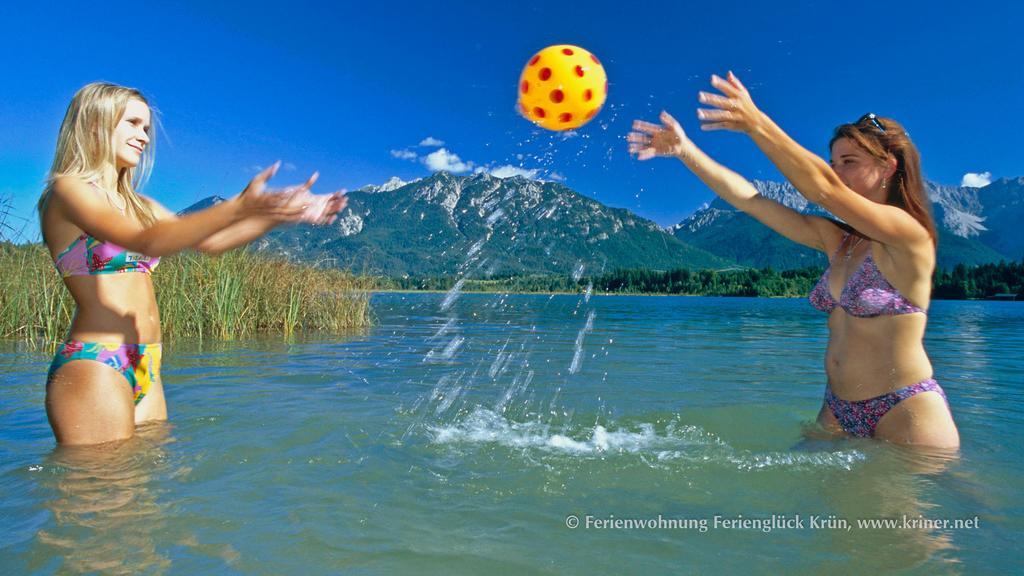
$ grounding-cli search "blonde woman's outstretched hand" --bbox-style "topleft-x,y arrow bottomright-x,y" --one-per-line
283,189 -> 348,225
237,162 -> 308,221
627,111 -> 695,161
697,71 -> 764,134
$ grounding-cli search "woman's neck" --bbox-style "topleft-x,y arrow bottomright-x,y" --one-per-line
99,165 -> 119,191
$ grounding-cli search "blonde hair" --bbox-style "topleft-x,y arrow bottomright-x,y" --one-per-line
39,82 -> 158,228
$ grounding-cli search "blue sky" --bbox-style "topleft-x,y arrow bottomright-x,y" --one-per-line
1,0 -> 1021,241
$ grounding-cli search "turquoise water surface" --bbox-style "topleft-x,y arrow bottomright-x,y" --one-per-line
1,293 -> 1021,574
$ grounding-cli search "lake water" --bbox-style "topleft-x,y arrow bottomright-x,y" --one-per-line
1,293 -> 1021,574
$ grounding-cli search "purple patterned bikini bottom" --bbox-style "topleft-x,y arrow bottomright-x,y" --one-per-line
825,379 -> 947,438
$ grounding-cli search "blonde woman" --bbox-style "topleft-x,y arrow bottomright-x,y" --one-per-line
628,73 -> 959,448
38,82 -> 346,445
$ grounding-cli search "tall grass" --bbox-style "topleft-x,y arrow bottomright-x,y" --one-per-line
0,243 -> 374,348
156,250 -> 374,342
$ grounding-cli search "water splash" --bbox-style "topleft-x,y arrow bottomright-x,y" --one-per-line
485,208 -> 505,226
571,262 -> 585,282
488,338 -> 514,379
429,408 -> 867,471
429,317 -> 457,341
424,336 -> 464,363
495,368 -> 535,415
569,310 -> 596,374
466,238 -> 486,259
431,372 -> 465,415
440,278 -> 466,311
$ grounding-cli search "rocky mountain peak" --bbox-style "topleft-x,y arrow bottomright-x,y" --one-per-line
178,173 -> 1022,276
357,176 -> 416,194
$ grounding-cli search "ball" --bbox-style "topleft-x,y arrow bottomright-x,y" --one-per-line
517,44 -> 607,131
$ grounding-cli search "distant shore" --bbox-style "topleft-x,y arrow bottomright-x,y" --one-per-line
368,288 -> 1019,300
370,261 -> 1024,300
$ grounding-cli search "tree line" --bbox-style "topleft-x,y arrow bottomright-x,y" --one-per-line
378,260 -> 1024,300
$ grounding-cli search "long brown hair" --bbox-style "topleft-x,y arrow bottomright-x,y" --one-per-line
829,115 -> 936,246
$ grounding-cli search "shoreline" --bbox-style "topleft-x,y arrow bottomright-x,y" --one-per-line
373,288 -> 708,297
367,288 -> 1019,301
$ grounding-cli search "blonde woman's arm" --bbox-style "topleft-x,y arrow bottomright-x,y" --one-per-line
49,163 -> 306,257
145,180 -> 347,256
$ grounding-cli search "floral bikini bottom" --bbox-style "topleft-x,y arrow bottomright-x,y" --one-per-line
47,340 -> 162,405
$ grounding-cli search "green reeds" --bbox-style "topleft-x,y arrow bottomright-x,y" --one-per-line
156,250 -> 375,342
0,243 -> 374,348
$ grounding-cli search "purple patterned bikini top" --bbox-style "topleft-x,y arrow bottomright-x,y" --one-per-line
809,235 -> 925,317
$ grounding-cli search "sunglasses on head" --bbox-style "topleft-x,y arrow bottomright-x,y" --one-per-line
857,113 -> 886,134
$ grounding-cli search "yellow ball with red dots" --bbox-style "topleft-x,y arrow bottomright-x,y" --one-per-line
517,44 -> 607,131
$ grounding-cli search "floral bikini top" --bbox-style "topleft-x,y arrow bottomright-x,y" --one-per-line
53,233 -> 160,277
51,182 -> 160,277
808,234 -> 924,317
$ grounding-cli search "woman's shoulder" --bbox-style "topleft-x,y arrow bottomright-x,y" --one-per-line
814,217 -> 851,257
874,236 -> 935,273
48,175 -> 99,205
41,178 -> 93,252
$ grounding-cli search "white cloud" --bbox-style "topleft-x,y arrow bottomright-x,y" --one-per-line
961,172 -> 992,188
423,148 -> 473,173
489,165 -> 539,179
283,162 -> 297,171
547,172 -> 566,182
391,149 -> 418,160
399,142 -> 545,180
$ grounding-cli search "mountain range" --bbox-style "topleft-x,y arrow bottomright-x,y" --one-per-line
184,173 -> 1024,277
670,178 -> 1022,271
